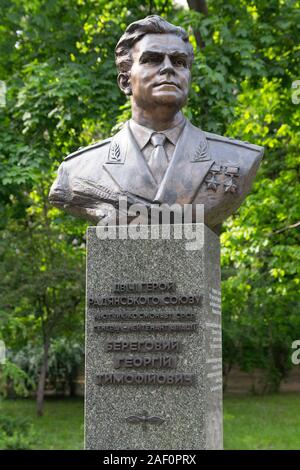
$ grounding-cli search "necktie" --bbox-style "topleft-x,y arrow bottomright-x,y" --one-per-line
148,133 -> 168,185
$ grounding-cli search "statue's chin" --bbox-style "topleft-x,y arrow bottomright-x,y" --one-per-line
151,93 -> 185,109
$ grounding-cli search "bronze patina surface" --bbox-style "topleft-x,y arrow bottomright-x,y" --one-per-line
49,15 -> 263,231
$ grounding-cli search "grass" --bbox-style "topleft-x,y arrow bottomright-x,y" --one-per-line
0,398 -> 84,450
224,393 -> 300,450
1,394 -> 300,450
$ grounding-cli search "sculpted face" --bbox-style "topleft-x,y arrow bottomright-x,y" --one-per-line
128,33 -> 191,111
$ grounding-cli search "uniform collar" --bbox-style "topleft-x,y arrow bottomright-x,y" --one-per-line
129,116 -> 186,150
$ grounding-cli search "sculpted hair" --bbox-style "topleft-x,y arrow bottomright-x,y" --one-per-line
115,15 -> 194,73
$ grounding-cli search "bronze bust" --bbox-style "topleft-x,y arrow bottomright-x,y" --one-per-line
49,15 -> 264,232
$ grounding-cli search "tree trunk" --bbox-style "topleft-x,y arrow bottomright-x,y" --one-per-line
187,0 -> 208,49
36,336 -> 50,417
222,361 -> 233,393
187,0 -> 208,15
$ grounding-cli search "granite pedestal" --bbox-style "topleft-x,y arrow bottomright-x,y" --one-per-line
85,224 -> 223,450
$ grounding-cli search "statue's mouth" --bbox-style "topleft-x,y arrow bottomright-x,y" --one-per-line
153,81 -> 181,89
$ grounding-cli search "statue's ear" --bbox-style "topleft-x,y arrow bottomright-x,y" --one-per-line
117,72 -> 132,96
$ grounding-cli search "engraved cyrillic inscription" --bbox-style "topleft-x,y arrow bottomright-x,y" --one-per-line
209,288 -> 221,315
94,323 -> 197,332
89,294 -> 202,308
113,355 -> 177,369
114,282 -> 176,293
96,372 -> 196,386
105,340 -> 182,353
92,281 -> 201,386
95,312 -> 195,321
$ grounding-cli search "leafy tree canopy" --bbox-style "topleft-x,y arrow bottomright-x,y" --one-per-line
0,0 -> 299,393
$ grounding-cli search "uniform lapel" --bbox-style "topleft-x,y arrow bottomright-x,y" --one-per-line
154,120 -> 214,204
103,119 -> 214,205
103,122 -> 157,201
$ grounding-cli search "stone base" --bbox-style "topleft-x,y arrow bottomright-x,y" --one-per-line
85,224 -> 223,450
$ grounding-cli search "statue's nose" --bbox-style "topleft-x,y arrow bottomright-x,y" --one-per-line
159,56 -> 175,75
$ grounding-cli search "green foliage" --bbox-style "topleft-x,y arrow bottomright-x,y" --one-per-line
221,79 -> 300,391
13,338 -> 84,395
0,414 -> 35,450
0,192 -> 85,348
0,361 -> 34,449
47,338 -> 83,394
0,361 -> 31,398
0,0 -> 299,393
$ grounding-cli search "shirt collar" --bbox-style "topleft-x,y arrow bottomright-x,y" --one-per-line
129,116 -> 186,150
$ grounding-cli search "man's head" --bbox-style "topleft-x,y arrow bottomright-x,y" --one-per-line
115,16 -> 194,112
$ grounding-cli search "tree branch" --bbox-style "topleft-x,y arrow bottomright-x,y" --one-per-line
274,221 -> 300,234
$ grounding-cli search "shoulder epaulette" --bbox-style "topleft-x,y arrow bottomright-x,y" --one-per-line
204,131 -> 264,154
64,137 -> 112,161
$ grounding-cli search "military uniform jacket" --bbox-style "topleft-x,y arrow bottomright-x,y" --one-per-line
48,119 -> 264,230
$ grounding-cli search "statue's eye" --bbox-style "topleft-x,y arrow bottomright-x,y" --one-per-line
141,55 -> 162,64
174,58 -> 186,67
